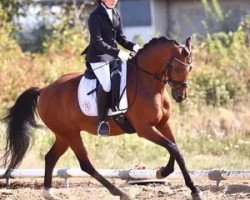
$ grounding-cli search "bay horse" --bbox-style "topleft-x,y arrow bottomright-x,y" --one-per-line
1,37 -> 202,200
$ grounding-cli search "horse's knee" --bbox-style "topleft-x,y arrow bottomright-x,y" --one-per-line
168,143 -> 182,157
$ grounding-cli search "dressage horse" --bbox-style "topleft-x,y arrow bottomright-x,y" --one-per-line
1,37 -> 202,200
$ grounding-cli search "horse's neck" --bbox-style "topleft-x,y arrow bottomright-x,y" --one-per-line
127,60 -> 165,101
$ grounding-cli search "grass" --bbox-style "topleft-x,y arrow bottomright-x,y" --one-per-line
1,126 -> 248,171
1,93 -> 250,171
0,99 -> 250,171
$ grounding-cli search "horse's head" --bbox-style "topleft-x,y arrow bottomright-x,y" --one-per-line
167,37 -> 192,103
132,37 -> 192,103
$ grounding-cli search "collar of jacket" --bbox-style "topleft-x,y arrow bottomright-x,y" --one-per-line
101,2 -> 112,10
97,4 -> 118,17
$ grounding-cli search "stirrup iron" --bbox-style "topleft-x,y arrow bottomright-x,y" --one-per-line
97,121 -> 110,136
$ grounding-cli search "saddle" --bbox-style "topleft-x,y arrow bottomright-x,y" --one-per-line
83,60 -> 135,134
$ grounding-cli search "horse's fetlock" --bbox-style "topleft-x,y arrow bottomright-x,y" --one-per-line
166,166 -> 174,174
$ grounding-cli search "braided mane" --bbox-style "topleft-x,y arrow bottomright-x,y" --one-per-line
132,37 -> 178,61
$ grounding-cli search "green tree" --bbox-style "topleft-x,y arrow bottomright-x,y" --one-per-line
0,0 -> 31,22
43,3 -> 89,55
201,0 -> 225,22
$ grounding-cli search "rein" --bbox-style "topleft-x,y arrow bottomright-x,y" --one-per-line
131,57 -> 191,88
121,56 -> 191,111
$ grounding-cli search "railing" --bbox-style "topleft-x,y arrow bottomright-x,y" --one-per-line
1,168 -> 250,188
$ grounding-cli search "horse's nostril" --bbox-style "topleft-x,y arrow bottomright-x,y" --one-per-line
176,96 -> 183,102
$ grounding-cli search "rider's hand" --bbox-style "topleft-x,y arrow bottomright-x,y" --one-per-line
118,50 -> 131,62
133,44 -> 141,53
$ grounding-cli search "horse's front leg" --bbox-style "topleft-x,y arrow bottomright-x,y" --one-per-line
156,122 -> 176,178
137,125 -> 202,200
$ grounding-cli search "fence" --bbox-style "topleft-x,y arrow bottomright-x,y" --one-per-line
1,168 -> 250,188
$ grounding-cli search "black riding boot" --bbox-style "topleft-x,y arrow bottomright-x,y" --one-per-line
97,87 -> 110,136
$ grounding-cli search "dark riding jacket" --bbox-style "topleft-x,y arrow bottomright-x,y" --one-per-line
84,4 -> 136,63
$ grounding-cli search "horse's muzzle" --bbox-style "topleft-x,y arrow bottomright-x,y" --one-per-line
172,91 -> 187,103
175,95 -> 186,103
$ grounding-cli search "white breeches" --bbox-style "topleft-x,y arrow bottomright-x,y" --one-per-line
90,62 -> 111,92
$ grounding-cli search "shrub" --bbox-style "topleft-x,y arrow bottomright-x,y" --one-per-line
43,4 -> 89,56
190,16 -> 250,106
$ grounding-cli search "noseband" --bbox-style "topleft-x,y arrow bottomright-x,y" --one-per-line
134,56 -> 192,89
165,57 -> 191,89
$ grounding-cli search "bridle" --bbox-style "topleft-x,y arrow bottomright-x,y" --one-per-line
133,55 -> 192,89
166,57 -> 192,89
118,53 -> 192,111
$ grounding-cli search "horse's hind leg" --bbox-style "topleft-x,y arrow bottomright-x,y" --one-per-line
69,135 -> 131,200
43,137 -> 69,200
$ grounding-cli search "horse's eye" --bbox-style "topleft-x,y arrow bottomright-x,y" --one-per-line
187,57 -> 192,64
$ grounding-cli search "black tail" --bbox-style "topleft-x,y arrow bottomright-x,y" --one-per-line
1,87 -> 40,177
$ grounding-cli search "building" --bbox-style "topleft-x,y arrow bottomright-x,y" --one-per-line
119,0 -> 250,43
19,0 -> 250,50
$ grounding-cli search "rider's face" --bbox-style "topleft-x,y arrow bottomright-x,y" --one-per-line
102,0 -> 118,9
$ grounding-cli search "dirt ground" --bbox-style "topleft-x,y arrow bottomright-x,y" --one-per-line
0,177 -> 249,200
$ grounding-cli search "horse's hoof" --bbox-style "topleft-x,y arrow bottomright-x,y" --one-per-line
191,189 -> 203,200
156,167 -> 165,179
43,188 -> 61,200
120,192 -> 131,200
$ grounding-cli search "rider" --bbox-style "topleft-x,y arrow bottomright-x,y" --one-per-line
84,0 -> 140,136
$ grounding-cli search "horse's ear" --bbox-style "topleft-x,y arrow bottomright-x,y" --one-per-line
186,37 -> 191,51
173,39 -> 180,46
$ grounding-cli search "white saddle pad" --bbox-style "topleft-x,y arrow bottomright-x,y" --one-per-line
78,62 -> 128,116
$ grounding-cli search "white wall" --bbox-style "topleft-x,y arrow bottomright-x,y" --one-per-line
122,0 -> 156,43
123,26 -> 154,43
124,0 -> 250,43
